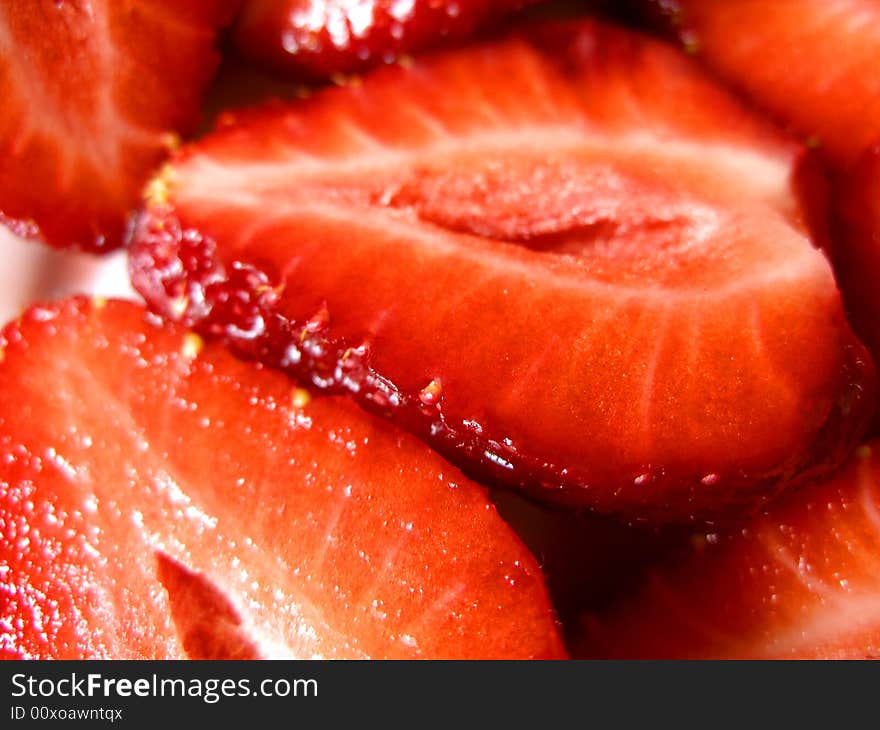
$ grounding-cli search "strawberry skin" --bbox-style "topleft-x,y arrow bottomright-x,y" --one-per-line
652,0 -> 880,170
834,144 -> 880,424
231,0 -> 533,79
578,441 -> 880,659
0,1 -> 238,251
0,298 -> 565,659
130,20 -> 875,521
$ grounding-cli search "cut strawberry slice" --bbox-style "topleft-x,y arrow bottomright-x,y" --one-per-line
0,1 -> 238,251
0,298 -> 565,659
650,0 -> 880,170
231,0 -> 533,79
578,441 -> 880,659
130,20 -> 874,521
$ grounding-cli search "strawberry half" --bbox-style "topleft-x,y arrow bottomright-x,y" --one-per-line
0,1 -> 238,251
231,0 -> 533,79
0,297 -> 565,659
578,441 -> 880,659
130,20 -> 874,521
650,0 -> 880,170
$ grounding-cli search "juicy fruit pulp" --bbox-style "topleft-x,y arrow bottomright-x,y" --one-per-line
0,298 -> 565,659
0,0 -> 237,251
131,20 -> 875,521
644,0 -> 880,430
579,441 -> 880,659
232,0 -> 533,79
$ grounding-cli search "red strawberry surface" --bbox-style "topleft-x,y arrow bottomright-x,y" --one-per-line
131,20 -> 874,521
0,1 -> 238,251
490,489 -> 689,629
0,297 -> 565,659
643,0 -> 880,428
231,0 -> 533,79
651,0 -> 880,170
834,144 -> 880,425
578,441 -> 880,659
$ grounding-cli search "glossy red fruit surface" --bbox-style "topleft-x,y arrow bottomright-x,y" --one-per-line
834,143 -> 880,426
653,0 -> 880,170
579,441 -> 880,659
0,297 -> 565,659
130,20 -> 874,521
0,0 -> 238,251
490,489 -> 690,629
231,0 -> 533,79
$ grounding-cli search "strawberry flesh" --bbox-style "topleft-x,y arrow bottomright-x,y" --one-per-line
578,441 -> 880,659
651,0 -> 880,170
0,0 -> 238,251
641,0 -> 880,425
0,298 -> 565,659
131,20 -> 874,521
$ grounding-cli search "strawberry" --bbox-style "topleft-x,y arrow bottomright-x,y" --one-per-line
0,297 -> 565,659
649,0 -> 880,171
834,144 -> 880,423
578,441 -> 880,659
130,20 -> 874,522
490,488 -> 689,629
640,1 -> 880,427
231,0 -> 533,79
0,1 -> 239,251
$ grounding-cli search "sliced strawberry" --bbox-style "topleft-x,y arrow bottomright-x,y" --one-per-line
640,1 -> 880,426
578,441 -> 880,659
0,297 -> 565,659
650,0 -> 880,170
231,0 -> 533,79
130,20 -> 874,522
0,1 -> 239,251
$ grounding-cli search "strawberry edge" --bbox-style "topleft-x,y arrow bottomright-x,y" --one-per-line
128,205 -> 878,525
